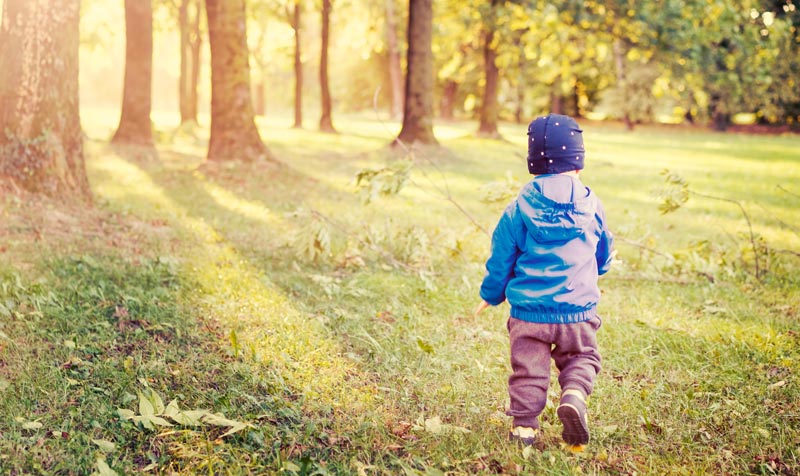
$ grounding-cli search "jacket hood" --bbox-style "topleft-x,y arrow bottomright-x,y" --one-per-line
517,175 -> 597,244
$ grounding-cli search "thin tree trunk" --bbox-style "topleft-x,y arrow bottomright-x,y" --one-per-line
396,0 -> 437,145
292,0 -> 303,128
385,0 -> 403,119
205,0 -> 272,161
179,0 -> 202,125
613,38 -> 633,130
113,0 -> 155,147
550,77 -> 562,115
477,1 -> 500,138
514,34 -> 525,124
0,0 -> 90,199
440,80 -> 458,120
319,0 -> 336,132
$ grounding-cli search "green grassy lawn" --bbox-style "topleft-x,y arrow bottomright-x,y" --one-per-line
1,112 -> 798,475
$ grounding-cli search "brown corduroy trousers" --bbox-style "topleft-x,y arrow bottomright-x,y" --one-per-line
506,315 -> 602,428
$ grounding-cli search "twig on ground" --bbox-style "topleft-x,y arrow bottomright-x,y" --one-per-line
688,190 -> 761,280
777,184 -> 800,200
614,235 -> 674,260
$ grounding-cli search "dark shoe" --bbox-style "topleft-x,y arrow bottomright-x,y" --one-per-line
508,426 -> 539,446
557,389 -> 589,446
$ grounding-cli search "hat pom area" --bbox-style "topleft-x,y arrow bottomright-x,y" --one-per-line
526,114 -> 585,175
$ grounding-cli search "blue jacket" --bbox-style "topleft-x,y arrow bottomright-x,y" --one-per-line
480,174 -> 614,323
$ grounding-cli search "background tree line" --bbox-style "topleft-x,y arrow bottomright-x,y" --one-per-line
1,0 -> 798,199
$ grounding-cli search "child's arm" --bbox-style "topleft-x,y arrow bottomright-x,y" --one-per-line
595,202 -> 615,275
478,207 -> 520,307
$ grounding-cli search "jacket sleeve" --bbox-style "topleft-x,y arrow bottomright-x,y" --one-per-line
480,206 -> 521,305
595,200 -> 614,276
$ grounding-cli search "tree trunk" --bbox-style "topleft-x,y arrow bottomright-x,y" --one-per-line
440,80 -> 458,120
550,77 -> 562,115
396,0 -> 437,145
319,0 -> 336,133
477,1 -> 500,138
0,0 -> 90,199
613,38 -> 633,130
710,94 -> 730,131
292,0 -> 303,128
205,0 -> 272,161
113,0 -> 155,147
385,0 -> 403,119
254,79 -> 266,116
179,0 -> 202,126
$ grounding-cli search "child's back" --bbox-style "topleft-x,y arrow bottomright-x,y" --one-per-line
475,113 -> 614,450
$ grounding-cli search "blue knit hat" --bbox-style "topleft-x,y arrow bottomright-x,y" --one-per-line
526,114 -> 585,175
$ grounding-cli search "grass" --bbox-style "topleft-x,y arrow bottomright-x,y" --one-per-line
1,111 -> 799,475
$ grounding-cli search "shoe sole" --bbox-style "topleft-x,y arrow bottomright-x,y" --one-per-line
508,431 -> 537,446
557,403 -> 589,445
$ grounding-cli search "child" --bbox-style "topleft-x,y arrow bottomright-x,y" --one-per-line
475,113 -> 614,448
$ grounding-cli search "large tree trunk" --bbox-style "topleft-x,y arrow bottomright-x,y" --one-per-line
396,0 -> 437,145
205,0 -> 272,161
385,0 -> 403,119
319,0 -> 336,133
113,0 -> 154,147
477,2 -> 500,138
0,0 -> 90,199
179,0 -> 202,126
254,78 -> 266,116
292,0 -> 303,128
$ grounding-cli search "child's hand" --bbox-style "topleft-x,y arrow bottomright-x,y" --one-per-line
474,300 -> 491,316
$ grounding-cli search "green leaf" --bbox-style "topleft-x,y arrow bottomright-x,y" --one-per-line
163,399 -> 180,418
201,413 -> 244,428
219,423 -> 249,438
145,415 -> 173,427
424,416 -> 443,434
416,338 -> 434,354
172,410 -> 209,427
130,416 -> 155,431
147,389 -> 165,415
92,439 -> 116,453
138,393 -> 155,417
117,409 -> 135,420
95,457 -> 119,476
22,420 -> 43,430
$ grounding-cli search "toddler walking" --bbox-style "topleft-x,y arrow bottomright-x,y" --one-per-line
475,113 -> 614,448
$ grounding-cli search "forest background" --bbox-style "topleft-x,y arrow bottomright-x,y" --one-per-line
1,0 -> 799,475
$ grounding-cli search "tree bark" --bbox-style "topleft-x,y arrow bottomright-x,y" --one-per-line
292,0 -> 303,128
440,80 -> 458,120
254,79 -> 266,116
613,38 -> 633,130
179,0 -> 202,126
113,0 -> 155,147
319,0 -> 336,133
396,0 -> 437,145
385,0 -> 403,119
477,1 -> 500,138
550,77 -> 562,115
205,0 -> 272,161
0,0 -> 90,199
